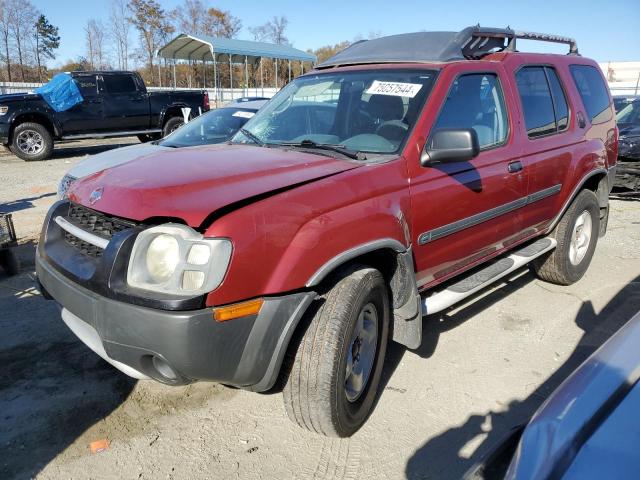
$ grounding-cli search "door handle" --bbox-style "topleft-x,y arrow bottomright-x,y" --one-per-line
508,161 -> 523,173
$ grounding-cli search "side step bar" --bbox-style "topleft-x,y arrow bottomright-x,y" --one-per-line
422,237 -> 557,316
61,129 -> 162,140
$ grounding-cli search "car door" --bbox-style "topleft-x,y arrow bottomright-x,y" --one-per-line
56,74 -> 104,134
512,64 -> 578,233
408,65 -> 529,288
100,73 -> 150,130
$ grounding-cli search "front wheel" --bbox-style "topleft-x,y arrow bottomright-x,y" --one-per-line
530,189 -> 600,285
283,264 -> 389,437
10,122 -> 54,161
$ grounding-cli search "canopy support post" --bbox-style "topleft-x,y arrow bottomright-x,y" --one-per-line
300,60 -> 303,74
288,60 -> 291,82
275,59 -> 278,89
202,57 -> 206,88
229,56 -> 233,102
213,54 -> 218,107
244,55 -> 248,97
260,57 -> 264,97
158,63 -> 162,87
172,57 -> 176,88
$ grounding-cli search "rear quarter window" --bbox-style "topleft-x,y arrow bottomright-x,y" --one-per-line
73,76 -> 98,97
569,65 -> 612,124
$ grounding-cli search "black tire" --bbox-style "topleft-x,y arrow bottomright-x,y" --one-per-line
0,249 -> 19,276
137,133 -> 161,143
530,189 -> 600,285
283,264 -> 390,437
10,122 -> 54,161
162,117 -> 184,137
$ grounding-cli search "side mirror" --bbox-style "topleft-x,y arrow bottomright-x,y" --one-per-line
421,128 -> 480,166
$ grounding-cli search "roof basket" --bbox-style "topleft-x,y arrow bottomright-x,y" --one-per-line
464,26 -> 579,59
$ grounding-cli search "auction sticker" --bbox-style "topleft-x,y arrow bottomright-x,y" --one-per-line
365,81 -> 422,98
232,111 -> 255,119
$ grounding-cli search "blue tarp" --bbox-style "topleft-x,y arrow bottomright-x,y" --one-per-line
34,73 -> 83,112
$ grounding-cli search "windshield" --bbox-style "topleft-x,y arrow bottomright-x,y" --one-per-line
159,107 -> 258,147
617,100 -> 640,124
233,69 -> 437,155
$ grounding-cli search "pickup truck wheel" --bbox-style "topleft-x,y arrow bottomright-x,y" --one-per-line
10,122 -> 53,161
283,264 -> 389,437
0,249 -> 19,276
162,117 -> 184,137
531,189 -> 600,285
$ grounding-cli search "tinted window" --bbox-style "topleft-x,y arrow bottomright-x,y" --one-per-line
73,75 -> 98,97
546,68 -> 569,131
103,74 -> 137,94
570,65 -> 611,124
431,73 -> 508,149
516,67 -> 557,138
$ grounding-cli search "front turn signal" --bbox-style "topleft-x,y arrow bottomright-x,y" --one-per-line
213,298 -> 264,322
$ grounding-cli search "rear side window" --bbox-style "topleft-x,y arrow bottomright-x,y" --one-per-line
546,69 -> 569,131
73,75 -> 98,97
431,73 -> 508,149
569,65 -> 611,124
516,66 -> 569,138
102,74 -> 137,94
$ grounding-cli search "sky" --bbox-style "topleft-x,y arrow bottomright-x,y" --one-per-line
31,0 -> 640,67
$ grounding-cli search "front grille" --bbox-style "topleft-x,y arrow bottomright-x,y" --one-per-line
62,203 -> 137,257
63,231 -> 104,257
67,203 -> 134,239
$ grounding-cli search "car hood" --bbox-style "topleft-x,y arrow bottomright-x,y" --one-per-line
66,143 -> 169,179
618,122 -> 640,139
68,144 -> 362,228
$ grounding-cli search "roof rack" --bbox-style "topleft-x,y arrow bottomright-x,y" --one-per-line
470,27 -> 579,57
316,26 -> 579,69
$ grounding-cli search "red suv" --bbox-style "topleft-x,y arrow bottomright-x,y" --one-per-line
36,27 -> 618,437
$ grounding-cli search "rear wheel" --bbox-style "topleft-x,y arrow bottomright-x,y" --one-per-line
283,264 -> 389,437
531,189 -> 600,285
162,117 -> 184,137
10,122 -> 54,161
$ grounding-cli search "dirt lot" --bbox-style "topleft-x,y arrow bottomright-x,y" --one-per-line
1,141 -> 640,479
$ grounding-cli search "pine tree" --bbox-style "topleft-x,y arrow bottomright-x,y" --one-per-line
34,14 -> 60,82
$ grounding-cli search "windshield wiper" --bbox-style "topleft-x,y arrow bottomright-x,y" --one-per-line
240,128 -> 265,146
276,139 -> 365,160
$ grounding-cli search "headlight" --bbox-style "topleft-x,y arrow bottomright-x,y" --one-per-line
127,224 -> 232,296
0,106 -> 8,115
58,174 -> 77,199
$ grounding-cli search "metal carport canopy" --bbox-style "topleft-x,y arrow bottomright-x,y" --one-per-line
157,33 -> 316,63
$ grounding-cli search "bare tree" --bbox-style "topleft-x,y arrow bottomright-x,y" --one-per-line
0,0 -> 12,81
109,0 -> 130,70
203,7 -> 241,38
250,16 -> 289,45
8,0 -> 38,81
171,0 -> 204,35
128,0 -> 174,85
85,19 -> 107,69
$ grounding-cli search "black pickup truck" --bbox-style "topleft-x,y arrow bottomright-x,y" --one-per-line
0,71 -> 209,160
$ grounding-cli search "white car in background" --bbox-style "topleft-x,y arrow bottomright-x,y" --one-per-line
58,100 -> 267,198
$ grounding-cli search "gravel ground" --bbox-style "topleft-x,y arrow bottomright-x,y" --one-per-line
1,143 -> 640,480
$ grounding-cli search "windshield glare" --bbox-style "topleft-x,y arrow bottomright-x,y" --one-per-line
616,101 -> 640,124
232,69 -> 437,155
160,107 -> 257,147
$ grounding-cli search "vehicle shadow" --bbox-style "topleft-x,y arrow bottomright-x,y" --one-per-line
404,274 -> 640,480
0,240 -> 137,479
1,192 -> 57,214
378,270 -> 536,396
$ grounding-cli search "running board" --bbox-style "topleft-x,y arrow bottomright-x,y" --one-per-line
421,237 -> 557,316
61,129 -> 162,140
